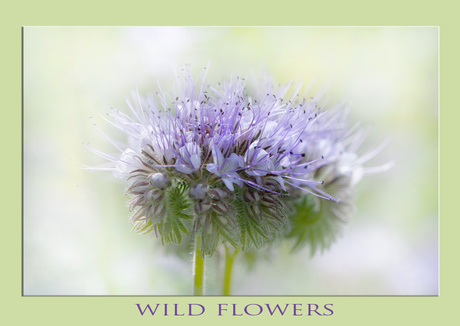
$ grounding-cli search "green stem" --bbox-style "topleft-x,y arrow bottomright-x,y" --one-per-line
193,235 -> 205,295
223,245 -> 238,296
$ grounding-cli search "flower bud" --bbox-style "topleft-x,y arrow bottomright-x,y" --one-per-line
194,198 -> 212,214
189,184 -> 208,199
129,180 -> 151,194
146,189 -> 163,201
209,188 -> 228,200
149,173 -> 171,189
243,191 -> 260,202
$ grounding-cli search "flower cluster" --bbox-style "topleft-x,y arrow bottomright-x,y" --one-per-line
89,67 -> 389,257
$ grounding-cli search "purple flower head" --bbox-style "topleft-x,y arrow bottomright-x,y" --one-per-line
93,68 -> 331,197
88,66 -> 391,255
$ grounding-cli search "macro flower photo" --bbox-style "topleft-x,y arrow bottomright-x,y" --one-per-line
23,27 -> 438,295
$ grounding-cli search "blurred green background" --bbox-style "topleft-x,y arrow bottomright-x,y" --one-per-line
23,27 -> 438,295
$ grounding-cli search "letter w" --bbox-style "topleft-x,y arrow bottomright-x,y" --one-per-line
266,304 -> 289,316
136,304 -> 160,316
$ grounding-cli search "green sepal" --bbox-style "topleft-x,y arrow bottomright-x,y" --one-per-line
234,189 -> 287,252
157,182 -> 193,245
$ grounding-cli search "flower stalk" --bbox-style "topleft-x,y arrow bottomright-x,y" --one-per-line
223,244 -> 238,296
193,235 -> 205,295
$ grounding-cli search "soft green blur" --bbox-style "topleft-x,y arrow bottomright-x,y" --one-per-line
24,27 -> 438,295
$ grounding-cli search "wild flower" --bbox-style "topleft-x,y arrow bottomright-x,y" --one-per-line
88,67 -> 390,260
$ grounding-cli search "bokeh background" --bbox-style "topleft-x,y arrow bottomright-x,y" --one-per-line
23,27 -> 438,295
